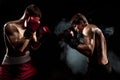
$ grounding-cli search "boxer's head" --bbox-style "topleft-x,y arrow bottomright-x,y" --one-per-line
22,4 -> 42,20
26,4 -> 42,18
70,13 -> 88,32
22,4 -> 41,28
71,13 -> 88,25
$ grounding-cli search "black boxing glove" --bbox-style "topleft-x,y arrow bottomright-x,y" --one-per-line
24,16 -> 40,39
69,37 -> 80,48
63,28 -> 80,48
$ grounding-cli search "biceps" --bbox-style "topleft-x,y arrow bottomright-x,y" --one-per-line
7,32 -> 19,46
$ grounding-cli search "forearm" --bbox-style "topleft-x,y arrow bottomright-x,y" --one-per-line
19,39 -> 30,52
76,43 -> 92,57
31,33 -> 41,50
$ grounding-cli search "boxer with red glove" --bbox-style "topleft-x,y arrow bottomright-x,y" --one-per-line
24,16 -> 40,39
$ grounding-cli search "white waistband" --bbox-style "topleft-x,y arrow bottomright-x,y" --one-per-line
2,54 -> 31,65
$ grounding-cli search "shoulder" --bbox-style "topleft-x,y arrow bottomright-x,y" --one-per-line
83,24 -> 94,35
3,21 -> 18,34
4,21 -> 16,28
83,24 -> 101,36
89,24 -> 103,36
85,24 -> 101,32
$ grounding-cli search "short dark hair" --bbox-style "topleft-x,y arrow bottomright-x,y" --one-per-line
26,4 -> 42,18
71,13 -> 88,25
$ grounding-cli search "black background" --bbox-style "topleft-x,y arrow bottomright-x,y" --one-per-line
0,0 -> 120,80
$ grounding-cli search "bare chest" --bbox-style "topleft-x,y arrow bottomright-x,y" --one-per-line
16,26 -> 25,39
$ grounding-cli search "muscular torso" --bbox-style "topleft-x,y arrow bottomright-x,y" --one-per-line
4,21 -> 31,57
82,24 -> 108,65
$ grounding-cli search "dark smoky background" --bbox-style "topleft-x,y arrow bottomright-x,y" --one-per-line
0,0 -> 120,80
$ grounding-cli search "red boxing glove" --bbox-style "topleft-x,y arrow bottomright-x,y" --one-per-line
27,16 -> 40,32
40,26 -> 51,34
37,26 -> 51,43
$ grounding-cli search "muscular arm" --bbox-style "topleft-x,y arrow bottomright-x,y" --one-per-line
30,32 -> 41,50
95,28 -> 108,64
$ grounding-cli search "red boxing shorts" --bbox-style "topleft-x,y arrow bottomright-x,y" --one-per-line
0,60 -> 37,80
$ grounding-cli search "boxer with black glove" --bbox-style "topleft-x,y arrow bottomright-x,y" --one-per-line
62,27 -> 83,48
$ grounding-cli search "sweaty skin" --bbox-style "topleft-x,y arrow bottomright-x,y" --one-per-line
76,24 -> 108,65
3,19 -> 39,57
